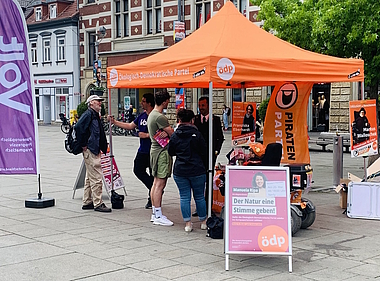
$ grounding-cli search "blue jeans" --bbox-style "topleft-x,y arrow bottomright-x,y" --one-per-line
173,174 -> 207,222
223,113 -> 228,130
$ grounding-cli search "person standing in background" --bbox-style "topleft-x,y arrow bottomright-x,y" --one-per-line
109,93 -> 155,209
76,95 -> 111,213
147,91 -> 175,226
222,104 -> 229,131
193,97 -> 224,216
168,109 -> 208,232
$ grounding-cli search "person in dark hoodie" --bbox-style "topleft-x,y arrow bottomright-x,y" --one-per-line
168,109 -> 208,232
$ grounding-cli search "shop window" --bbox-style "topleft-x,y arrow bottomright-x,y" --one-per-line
232,88 -> 245,101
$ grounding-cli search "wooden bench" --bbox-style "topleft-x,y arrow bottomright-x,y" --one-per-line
316,132 -> 351,152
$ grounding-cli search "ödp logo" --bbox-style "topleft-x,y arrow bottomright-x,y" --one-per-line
258,225 -> 289,252
216,58 -> 235,81
275,83 -> 298,109
110,68 -> 118,87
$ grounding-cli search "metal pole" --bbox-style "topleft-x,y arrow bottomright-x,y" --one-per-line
332,136 -> 343,186
177,0 -> 181,21
361,81 -> 367,181
208,82 -> 213,217
108,88 -> 114,191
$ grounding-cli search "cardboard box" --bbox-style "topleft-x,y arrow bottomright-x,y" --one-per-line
335,179 -> 350,209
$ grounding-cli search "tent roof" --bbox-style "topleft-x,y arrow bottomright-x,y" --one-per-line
107,1 -> 364,89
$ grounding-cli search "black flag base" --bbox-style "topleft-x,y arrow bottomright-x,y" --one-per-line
25,197 -> 55,208
25,175 -> 55,208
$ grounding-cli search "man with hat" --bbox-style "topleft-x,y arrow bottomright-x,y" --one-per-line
75,95 -> 111,212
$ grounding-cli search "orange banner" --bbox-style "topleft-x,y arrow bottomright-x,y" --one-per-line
232,102 -> 256,146
349,100 -> 378,158
263,82 -> 313,164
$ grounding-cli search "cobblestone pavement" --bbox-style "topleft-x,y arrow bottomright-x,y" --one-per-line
0,125 -> 378,280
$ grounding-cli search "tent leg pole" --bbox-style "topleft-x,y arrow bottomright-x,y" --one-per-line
208,81 -> 213,217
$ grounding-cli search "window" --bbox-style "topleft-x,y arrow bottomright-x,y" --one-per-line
57,36 -> 65,61
35,7 -> 42,21
88,32 -> 96,67
115,0 -> 129,38
88,0 -> 95,4
195,0 -> 210,29
50,4 -> 57,19
30,41 -> 37,64
43,38 -> 51,62
231,0 -> 246,16
233,89 -> 245,101
146,0 -> 161,34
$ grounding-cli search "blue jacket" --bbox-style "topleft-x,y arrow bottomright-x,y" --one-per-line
168,124 -> 207,177
75,108 -> 107,155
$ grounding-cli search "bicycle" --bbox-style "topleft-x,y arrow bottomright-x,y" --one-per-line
59,113 -> 71,134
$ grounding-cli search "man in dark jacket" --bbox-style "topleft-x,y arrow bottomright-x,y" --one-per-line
75,95 -> 111,212
193,96 -> 224,215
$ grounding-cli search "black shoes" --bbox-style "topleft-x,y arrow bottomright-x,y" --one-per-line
82,202 -> 94,210
145,198 -> 152,209
192,211 -> 198,217
94,203 -> 112,212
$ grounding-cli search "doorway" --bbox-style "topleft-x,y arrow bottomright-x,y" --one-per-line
312,83 -> 330,132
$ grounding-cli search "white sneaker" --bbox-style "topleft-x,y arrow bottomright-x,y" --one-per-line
150,214 -> 155,222
153,215 -> 174,226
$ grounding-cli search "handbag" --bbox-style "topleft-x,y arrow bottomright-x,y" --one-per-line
206,214 -> 224,239
111,190 -> 124,209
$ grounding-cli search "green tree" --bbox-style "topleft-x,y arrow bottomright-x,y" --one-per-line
250,0 -> 380,98
76,102 -> 87,118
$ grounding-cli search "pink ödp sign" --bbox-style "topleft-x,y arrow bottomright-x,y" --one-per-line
224,166 -> 292,272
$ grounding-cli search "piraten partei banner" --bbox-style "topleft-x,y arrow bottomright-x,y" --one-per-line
0,0 -> 39,174
263,82 -> 313,164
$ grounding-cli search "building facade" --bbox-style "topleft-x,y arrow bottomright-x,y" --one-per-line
26,0 -> 80,123
78,0 -> 359,132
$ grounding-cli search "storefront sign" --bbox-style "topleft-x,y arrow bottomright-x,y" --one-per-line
33,74 -> 73,87
232,102 -> 256,146
349,99 -> 378,158
225,166 -> 292,271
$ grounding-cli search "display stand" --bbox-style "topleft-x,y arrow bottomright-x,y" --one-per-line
224,166 -> 292,272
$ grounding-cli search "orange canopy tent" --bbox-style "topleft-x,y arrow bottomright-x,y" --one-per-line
107,1 -> 364,89
106,1 -> 364,215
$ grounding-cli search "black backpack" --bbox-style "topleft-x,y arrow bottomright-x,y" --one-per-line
206,215 -> 224,239
64,125 -> 83,155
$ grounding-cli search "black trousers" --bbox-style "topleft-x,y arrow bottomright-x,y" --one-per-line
133,152 -> 153,197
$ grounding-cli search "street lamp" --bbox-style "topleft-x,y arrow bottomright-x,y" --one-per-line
94,26 -> 106,87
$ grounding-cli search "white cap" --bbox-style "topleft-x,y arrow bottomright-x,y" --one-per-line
86,95 -> 104,104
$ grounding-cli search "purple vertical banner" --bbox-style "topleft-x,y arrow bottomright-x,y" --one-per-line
0,0 -> 38,174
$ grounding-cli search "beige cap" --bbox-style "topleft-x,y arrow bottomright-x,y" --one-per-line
86,95 -> 104,104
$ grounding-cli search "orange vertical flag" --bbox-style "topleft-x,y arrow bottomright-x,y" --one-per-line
264,82 -> 313,164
